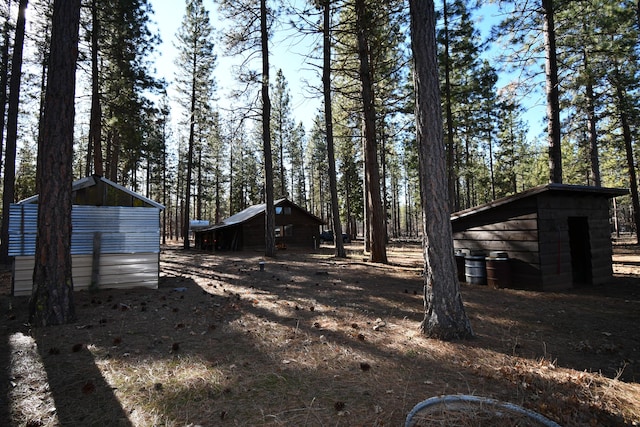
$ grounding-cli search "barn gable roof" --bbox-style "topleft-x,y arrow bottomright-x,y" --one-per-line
202,198 -> 323,232
18,175 -> 165,210
451,183 -> 627,222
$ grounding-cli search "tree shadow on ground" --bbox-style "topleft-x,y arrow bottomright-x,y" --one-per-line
2,247 -> 639,426
0,289 -> 133,427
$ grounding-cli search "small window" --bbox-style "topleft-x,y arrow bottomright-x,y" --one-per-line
284,224 -> 293,237
275,226 -> 282,237
275,206 -> 292,215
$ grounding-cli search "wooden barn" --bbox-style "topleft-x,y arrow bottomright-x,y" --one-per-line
451,183 -> 627,291
9,175 -> 164,296
194,198 -> 324,251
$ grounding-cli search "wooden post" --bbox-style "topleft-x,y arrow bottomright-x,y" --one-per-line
90,231 -> 101,291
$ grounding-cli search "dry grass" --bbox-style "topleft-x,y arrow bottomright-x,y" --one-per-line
0,241 -> 639,426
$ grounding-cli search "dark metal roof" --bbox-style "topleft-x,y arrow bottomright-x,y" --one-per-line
451,183 -> 628,221
198,198 -> 323,232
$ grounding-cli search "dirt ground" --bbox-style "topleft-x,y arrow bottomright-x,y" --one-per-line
1,240 -> 639,426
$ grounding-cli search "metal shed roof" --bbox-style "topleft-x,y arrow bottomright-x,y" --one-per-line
199,198 -> 323,232
450,183 -> 628,222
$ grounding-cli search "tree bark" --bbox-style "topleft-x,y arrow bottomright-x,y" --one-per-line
585,76 -> 600,187
88,0 -> 103,176
0,0 -> 28,265
261,0 -> 276,257
441,0 -> 457,211
409,0 -> 473,340
323,0 -> 345,258
183,65 -> 196,250
30,0 -> 82,326
0,0 -> 12,175
542,0 -> 562,184
355,0 -> 387,263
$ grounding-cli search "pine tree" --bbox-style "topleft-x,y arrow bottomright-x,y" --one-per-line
219,0 -> 277,257
0,0 -> 27,264
15,141 -> 37,202
98,0 -> 161,185
492,0 -> 563,184
88,0 -> 103,176
174,0 -> 217,249
289,121 -> 307,207
410,0 -> 473,340
355,0 -> 387,263
30,0 -> 82,326
0,0 -> 12,175
307,113 -> 330,221
437,0 -> 497,209
320,0 -> 346,257
271,69 -> 295,198
542,0 -> 562,183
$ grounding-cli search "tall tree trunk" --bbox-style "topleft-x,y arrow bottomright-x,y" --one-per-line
197,142 -> 202,220
585,79 -> 600,187
613,68 -> 640,244
162,116 -> 167,245
487,110 -> 496,200
543,0 -> 562,183
36,19 -> 50,192
88,0 -> 103,176
279,123 -> 285,197
579,26 -> 600,188
410,0 -> 473,340
109,133 -> 120,182
183,76 -> 196,249
380,130 -> 388,242
442,0 -> 457,211
0,0 -> 27,264
323,0 -> 345,258
215,164 -> 221,223
355,0 -> 387,263
362,132 -> 370,252
229,127 -> 234,215
0,0 -> 12,175
30,0 -> 81,326
261,0 -> 276,257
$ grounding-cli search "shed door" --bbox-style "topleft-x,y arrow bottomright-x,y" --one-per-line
568,216 -> 592,286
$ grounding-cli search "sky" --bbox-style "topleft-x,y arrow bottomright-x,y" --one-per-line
148,0 -> 323,133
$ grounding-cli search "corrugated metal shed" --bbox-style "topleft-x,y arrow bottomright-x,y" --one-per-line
12,253 -> 159,297
9,204 -> 161,256
9,175 -> 164,296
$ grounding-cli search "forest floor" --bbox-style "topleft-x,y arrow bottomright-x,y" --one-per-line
1,239 -> 639,426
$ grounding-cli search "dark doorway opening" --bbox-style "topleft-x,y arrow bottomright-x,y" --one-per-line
568,216 -> 592,286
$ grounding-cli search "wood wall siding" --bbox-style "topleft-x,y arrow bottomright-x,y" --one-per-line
452,192 -> 617,290
452,198 -> 542,289
13,253 -> 159,296
233,206 -> 321,250
274,207 -> 320,248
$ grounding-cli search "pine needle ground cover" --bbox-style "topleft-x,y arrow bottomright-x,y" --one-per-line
1,241 -> 639,426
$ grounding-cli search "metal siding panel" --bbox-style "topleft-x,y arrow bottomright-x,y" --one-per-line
12,253 -> 159,296
8,204 -> 160,256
